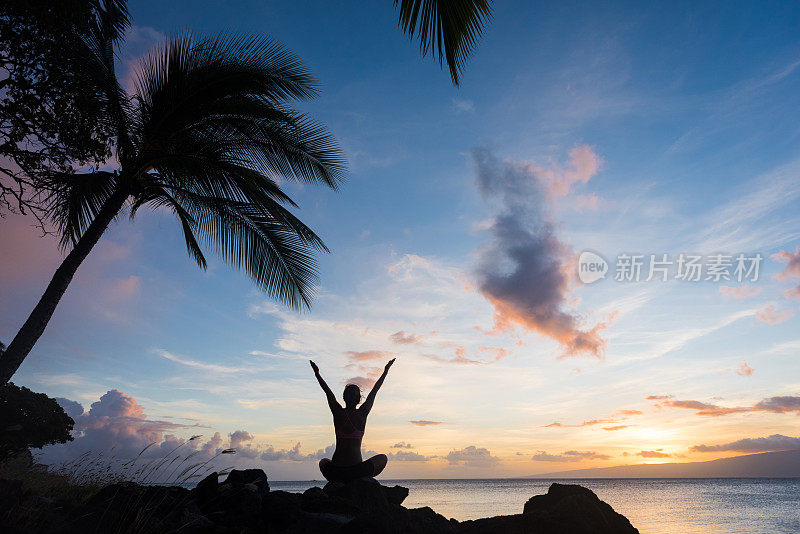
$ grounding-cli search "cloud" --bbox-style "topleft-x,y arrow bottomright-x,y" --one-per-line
772,247 -> 800,280
755,305 -> 793,324
344,364 -> 382,390
260,442 -> 306,461
155,348 -> 245,373
532,450 -> 610,462
735,362 -> 755,376
392,442 -> 413,449
544,408 -> 641,429
544,419 -> 612,428
105,275 -> 141,302
409,420 -> 445,426
478,346 -> 510,360
602,425 -> 631,431
38,389 -> 208,464
615,409 -> 643,416
200,432 -> 223,456
719,285 -> 762,299
470,147 -> 610,357
345,350 -> 394,361
753,396 -> 800,413
691,434 -> 800,453
54,397 -> 85,420
388,450 -> 430,462
390,331 -> 421,345
648,394 -> 800,416
445,446 -> 499,467
423,347 -> 482,365
637,450 -> 671,458
451,98 -> 475,114
228,430 -> 254,449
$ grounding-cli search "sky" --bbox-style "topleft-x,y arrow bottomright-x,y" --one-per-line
2,0 -> 800,480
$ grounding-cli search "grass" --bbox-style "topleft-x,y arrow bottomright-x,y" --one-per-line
0,441 -> 238,533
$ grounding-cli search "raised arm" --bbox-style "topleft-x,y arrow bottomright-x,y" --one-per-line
360,358 -> 395,414
310,360 -> 341,412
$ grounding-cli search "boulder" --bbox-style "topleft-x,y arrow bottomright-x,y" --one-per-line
322,477 -> 409,514
340,505 -> 456,534
263,490 -> 302,531
191,471 -> 218,511
224,468 -> 269,495
460,482 -> 639,534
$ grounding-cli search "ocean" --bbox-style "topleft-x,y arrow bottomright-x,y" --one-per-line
269,478 -> 800,534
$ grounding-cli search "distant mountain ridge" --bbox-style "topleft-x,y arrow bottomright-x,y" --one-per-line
530,450 -> 800,478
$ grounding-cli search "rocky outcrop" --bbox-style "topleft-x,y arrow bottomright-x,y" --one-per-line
0,469 -> 638,533
460,483 -> 639,534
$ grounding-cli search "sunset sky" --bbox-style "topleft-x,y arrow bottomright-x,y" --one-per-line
2,0 -> 800,479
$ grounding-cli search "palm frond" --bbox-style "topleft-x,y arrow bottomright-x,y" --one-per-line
395,0 -> 492,85
46,171 -> 118,249
125,32 -> 346,309
171,191 -> 325,309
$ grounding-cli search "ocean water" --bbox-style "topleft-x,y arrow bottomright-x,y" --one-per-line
269,478 -> 800,534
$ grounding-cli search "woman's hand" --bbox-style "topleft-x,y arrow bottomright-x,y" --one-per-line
384,358 -> 396,372
310,360 -> 319,374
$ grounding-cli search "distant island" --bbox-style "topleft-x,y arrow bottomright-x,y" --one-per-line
530,450 -> 800,478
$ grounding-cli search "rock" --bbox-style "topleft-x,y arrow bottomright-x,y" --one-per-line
301,486 -> 360,516
224,468 -> 269,495
460,482 -> 639,534
191,471 -> 218,510
263,490 -> 302,531
384,484 -> 409,505
340,505 -> 456,534
322,477 -> 407,515
2,466 -> 641,534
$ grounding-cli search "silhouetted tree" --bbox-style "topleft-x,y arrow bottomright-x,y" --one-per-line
0,0 -> 122,225
0,381 -> 75,460
0,3 -> 344,383
394,0 -> 493,85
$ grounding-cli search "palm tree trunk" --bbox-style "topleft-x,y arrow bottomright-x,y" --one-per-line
0,187 -> 129,384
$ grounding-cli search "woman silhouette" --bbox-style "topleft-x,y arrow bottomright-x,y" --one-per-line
310,358 -> 395,482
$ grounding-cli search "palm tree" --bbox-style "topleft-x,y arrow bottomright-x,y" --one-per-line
0,8 -> 344,383
394,0 -> 493,85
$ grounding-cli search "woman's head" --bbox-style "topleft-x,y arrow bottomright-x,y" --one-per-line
343,383 -> 361,407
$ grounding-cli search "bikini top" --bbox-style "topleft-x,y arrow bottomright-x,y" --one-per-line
336,409 -> 365,440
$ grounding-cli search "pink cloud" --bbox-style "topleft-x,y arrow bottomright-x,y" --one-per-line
648,394 -> 800,416
784,285 -> 800,300
345,350 -> 394,361
344,364 -> 382,390
478,346 -> 509,360
423,346 -> 482,365
409,420 -> 445,426
533,145 -> 602,198
735,362 -> 755,376
756,305 -> 793,324
390,331 -> 421,344
772,247 -> 800,280
42,389 -> 209,464
719,285 -> 761,299
105,275 -> 141,302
